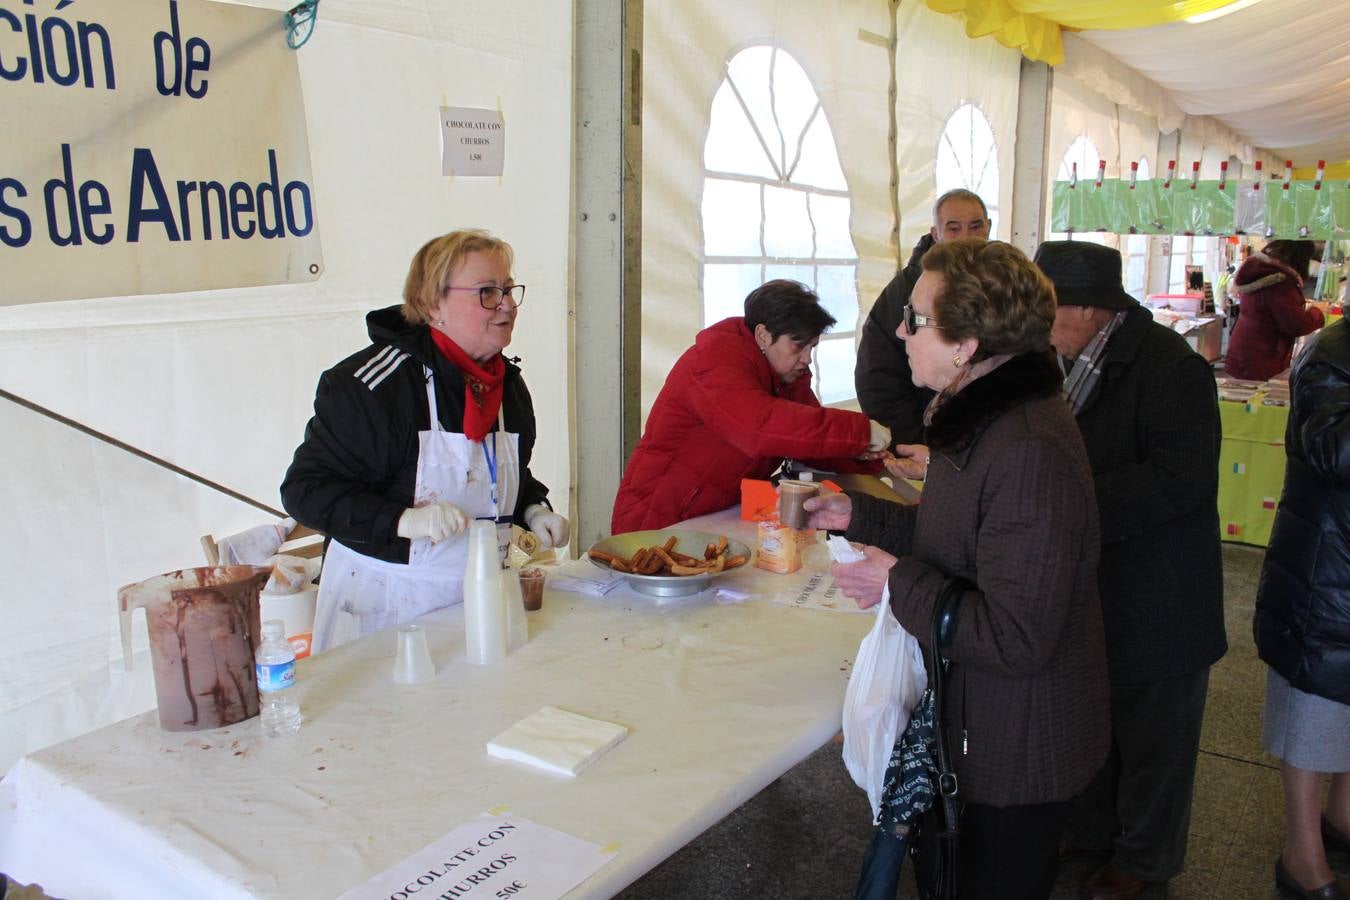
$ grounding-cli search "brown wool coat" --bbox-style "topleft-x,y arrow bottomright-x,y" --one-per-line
847,352 -> 1110,808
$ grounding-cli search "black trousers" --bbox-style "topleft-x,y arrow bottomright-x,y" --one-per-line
956,799 -> 1069,900
1064,669 -> 1211,882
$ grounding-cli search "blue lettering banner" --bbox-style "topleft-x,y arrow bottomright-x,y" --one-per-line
0,0 -> 323,304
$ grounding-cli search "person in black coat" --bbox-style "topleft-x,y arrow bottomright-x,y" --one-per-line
282,229 -> 567,652
1036,241 -> 1227,899
853,189 -> 989,460
1253,318 -> 1350,900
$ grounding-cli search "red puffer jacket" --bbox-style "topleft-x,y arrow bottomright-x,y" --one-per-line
1226,253 -> 1324,381
611,317 -> 877,533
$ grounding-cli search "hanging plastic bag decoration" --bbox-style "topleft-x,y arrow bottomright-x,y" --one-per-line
833,537 -> 928,823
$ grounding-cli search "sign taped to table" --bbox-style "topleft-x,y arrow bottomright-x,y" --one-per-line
336,812 -> 616,900
0,0 -> 322,305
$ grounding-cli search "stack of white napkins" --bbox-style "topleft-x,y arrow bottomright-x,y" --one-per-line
486,706 -> 628,777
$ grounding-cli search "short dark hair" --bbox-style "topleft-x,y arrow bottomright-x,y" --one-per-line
932,189 -> 989,226
921,238 -> 1054,360
743,279 -> 836,342
1263,240 -> 1316,281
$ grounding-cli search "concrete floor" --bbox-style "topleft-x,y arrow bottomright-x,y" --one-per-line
616,544 -> 1350,899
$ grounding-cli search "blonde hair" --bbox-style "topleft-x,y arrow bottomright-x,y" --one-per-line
401,230 -> 515,325
921,238 -> 1055,360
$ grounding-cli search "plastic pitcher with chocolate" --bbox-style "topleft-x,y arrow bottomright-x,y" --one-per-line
119,566 -> 270,731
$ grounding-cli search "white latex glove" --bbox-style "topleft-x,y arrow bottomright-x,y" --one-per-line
524,503 -> 570,549
397,502 -> 468,544
867,420 -> 892,453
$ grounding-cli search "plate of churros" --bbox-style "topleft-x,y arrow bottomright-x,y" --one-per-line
586,530 -> 753,597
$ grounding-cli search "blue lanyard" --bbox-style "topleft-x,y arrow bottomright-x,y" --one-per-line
481,432 -> 500,519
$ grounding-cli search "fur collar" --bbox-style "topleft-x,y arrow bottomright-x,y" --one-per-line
1234,271 -> 1288,294
926,350 -> 1063,456
1235,252 -> 1301,294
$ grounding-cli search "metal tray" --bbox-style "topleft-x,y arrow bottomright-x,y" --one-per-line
586,529 -> 752,597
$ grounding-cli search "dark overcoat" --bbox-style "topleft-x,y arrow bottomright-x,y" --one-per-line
1073,305 -> 1227,684
847,352 -> 1110,808
853,233 -> 937,446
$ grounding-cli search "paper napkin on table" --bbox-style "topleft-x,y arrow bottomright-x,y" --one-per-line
549,570 -> 624,596
715,587 -> 751,604
826,535 -> 866,564
486,706 -> 628,777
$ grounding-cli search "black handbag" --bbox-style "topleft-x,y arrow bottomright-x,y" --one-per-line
909,577 -> 967,900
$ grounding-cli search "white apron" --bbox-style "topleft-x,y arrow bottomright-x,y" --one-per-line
313,366 -> 520,653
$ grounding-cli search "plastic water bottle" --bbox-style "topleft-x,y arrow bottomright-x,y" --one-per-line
255,619 -> 301,736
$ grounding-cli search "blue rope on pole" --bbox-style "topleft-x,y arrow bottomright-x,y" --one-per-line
285,0 -> 320,50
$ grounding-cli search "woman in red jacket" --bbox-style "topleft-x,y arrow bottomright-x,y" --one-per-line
1226,241 -> 1325,381
611,280 -> 889,533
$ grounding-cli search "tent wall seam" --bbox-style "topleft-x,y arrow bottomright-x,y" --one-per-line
887,0 -> 901,270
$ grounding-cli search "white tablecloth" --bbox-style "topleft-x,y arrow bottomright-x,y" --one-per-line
0,509 -> 870,900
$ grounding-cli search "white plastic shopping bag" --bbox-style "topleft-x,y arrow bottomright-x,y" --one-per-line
832,537 -> 927,822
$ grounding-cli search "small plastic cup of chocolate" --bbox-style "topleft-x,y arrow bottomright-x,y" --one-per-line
519,567 -> 546,611
777,479 -> 820,530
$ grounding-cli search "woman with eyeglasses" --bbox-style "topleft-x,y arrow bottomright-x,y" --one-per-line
810,239 -> 1109,899
282,230 -> 567,653
611,278 -> 890,534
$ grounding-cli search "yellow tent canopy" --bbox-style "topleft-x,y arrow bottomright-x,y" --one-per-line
1293,161 -> 1350,181
924,0 -> 1243,65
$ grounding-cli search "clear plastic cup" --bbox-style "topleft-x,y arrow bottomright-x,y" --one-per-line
519,568 -> 546,611
393,624 -> 435,684
777,480 -> 820,530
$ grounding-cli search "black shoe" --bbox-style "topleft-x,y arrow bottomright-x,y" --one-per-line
1058,838 -> 1110,863
1080,863 -> 1149,900
1275,858 -> 1347,900
1325,817 -> 1350,862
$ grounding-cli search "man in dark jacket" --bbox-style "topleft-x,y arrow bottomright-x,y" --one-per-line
1036,242 -> 1227,900
853,189 -> 989,448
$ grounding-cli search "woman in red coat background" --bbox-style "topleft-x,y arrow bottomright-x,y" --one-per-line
611,280 -> 889,533
1226,241 -> 1325,382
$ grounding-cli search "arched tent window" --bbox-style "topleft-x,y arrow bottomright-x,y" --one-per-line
1050,135 -> 1110,247
1124,158 -> 1151,298
701,45 -> 859,405
935,103 -> 1000,237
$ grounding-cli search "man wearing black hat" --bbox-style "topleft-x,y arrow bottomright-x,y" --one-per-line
1034,241 -> 1227,900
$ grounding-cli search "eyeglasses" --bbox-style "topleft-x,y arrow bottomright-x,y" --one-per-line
903,302 -> 939,333
445,284 -> 526,310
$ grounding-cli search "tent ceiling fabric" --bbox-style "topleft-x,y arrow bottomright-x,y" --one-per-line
1077,0 -> 1350,166
922,0 -> 1238,65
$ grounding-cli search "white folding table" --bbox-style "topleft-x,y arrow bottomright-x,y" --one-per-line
0,508 -> 872,899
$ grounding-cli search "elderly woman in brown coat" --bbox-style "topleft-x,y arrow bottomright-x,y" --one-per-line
809,239 -> 1110,900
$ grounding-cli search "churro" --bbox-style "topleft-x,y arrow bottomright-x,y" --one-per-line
588,537 -> 748,577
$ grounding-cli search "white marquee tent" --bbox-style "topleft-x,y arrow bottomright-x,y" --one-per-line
3,0 -> 1349,774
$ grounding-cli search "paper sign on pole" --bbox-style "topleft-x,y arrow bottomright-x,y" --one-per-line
0,0 -> 322,305
336,813 -> 616,900
441,107 -> 506,177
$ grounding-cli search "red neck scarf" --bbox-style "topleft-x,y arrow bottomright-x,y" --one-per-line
428,328 -> 506,442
